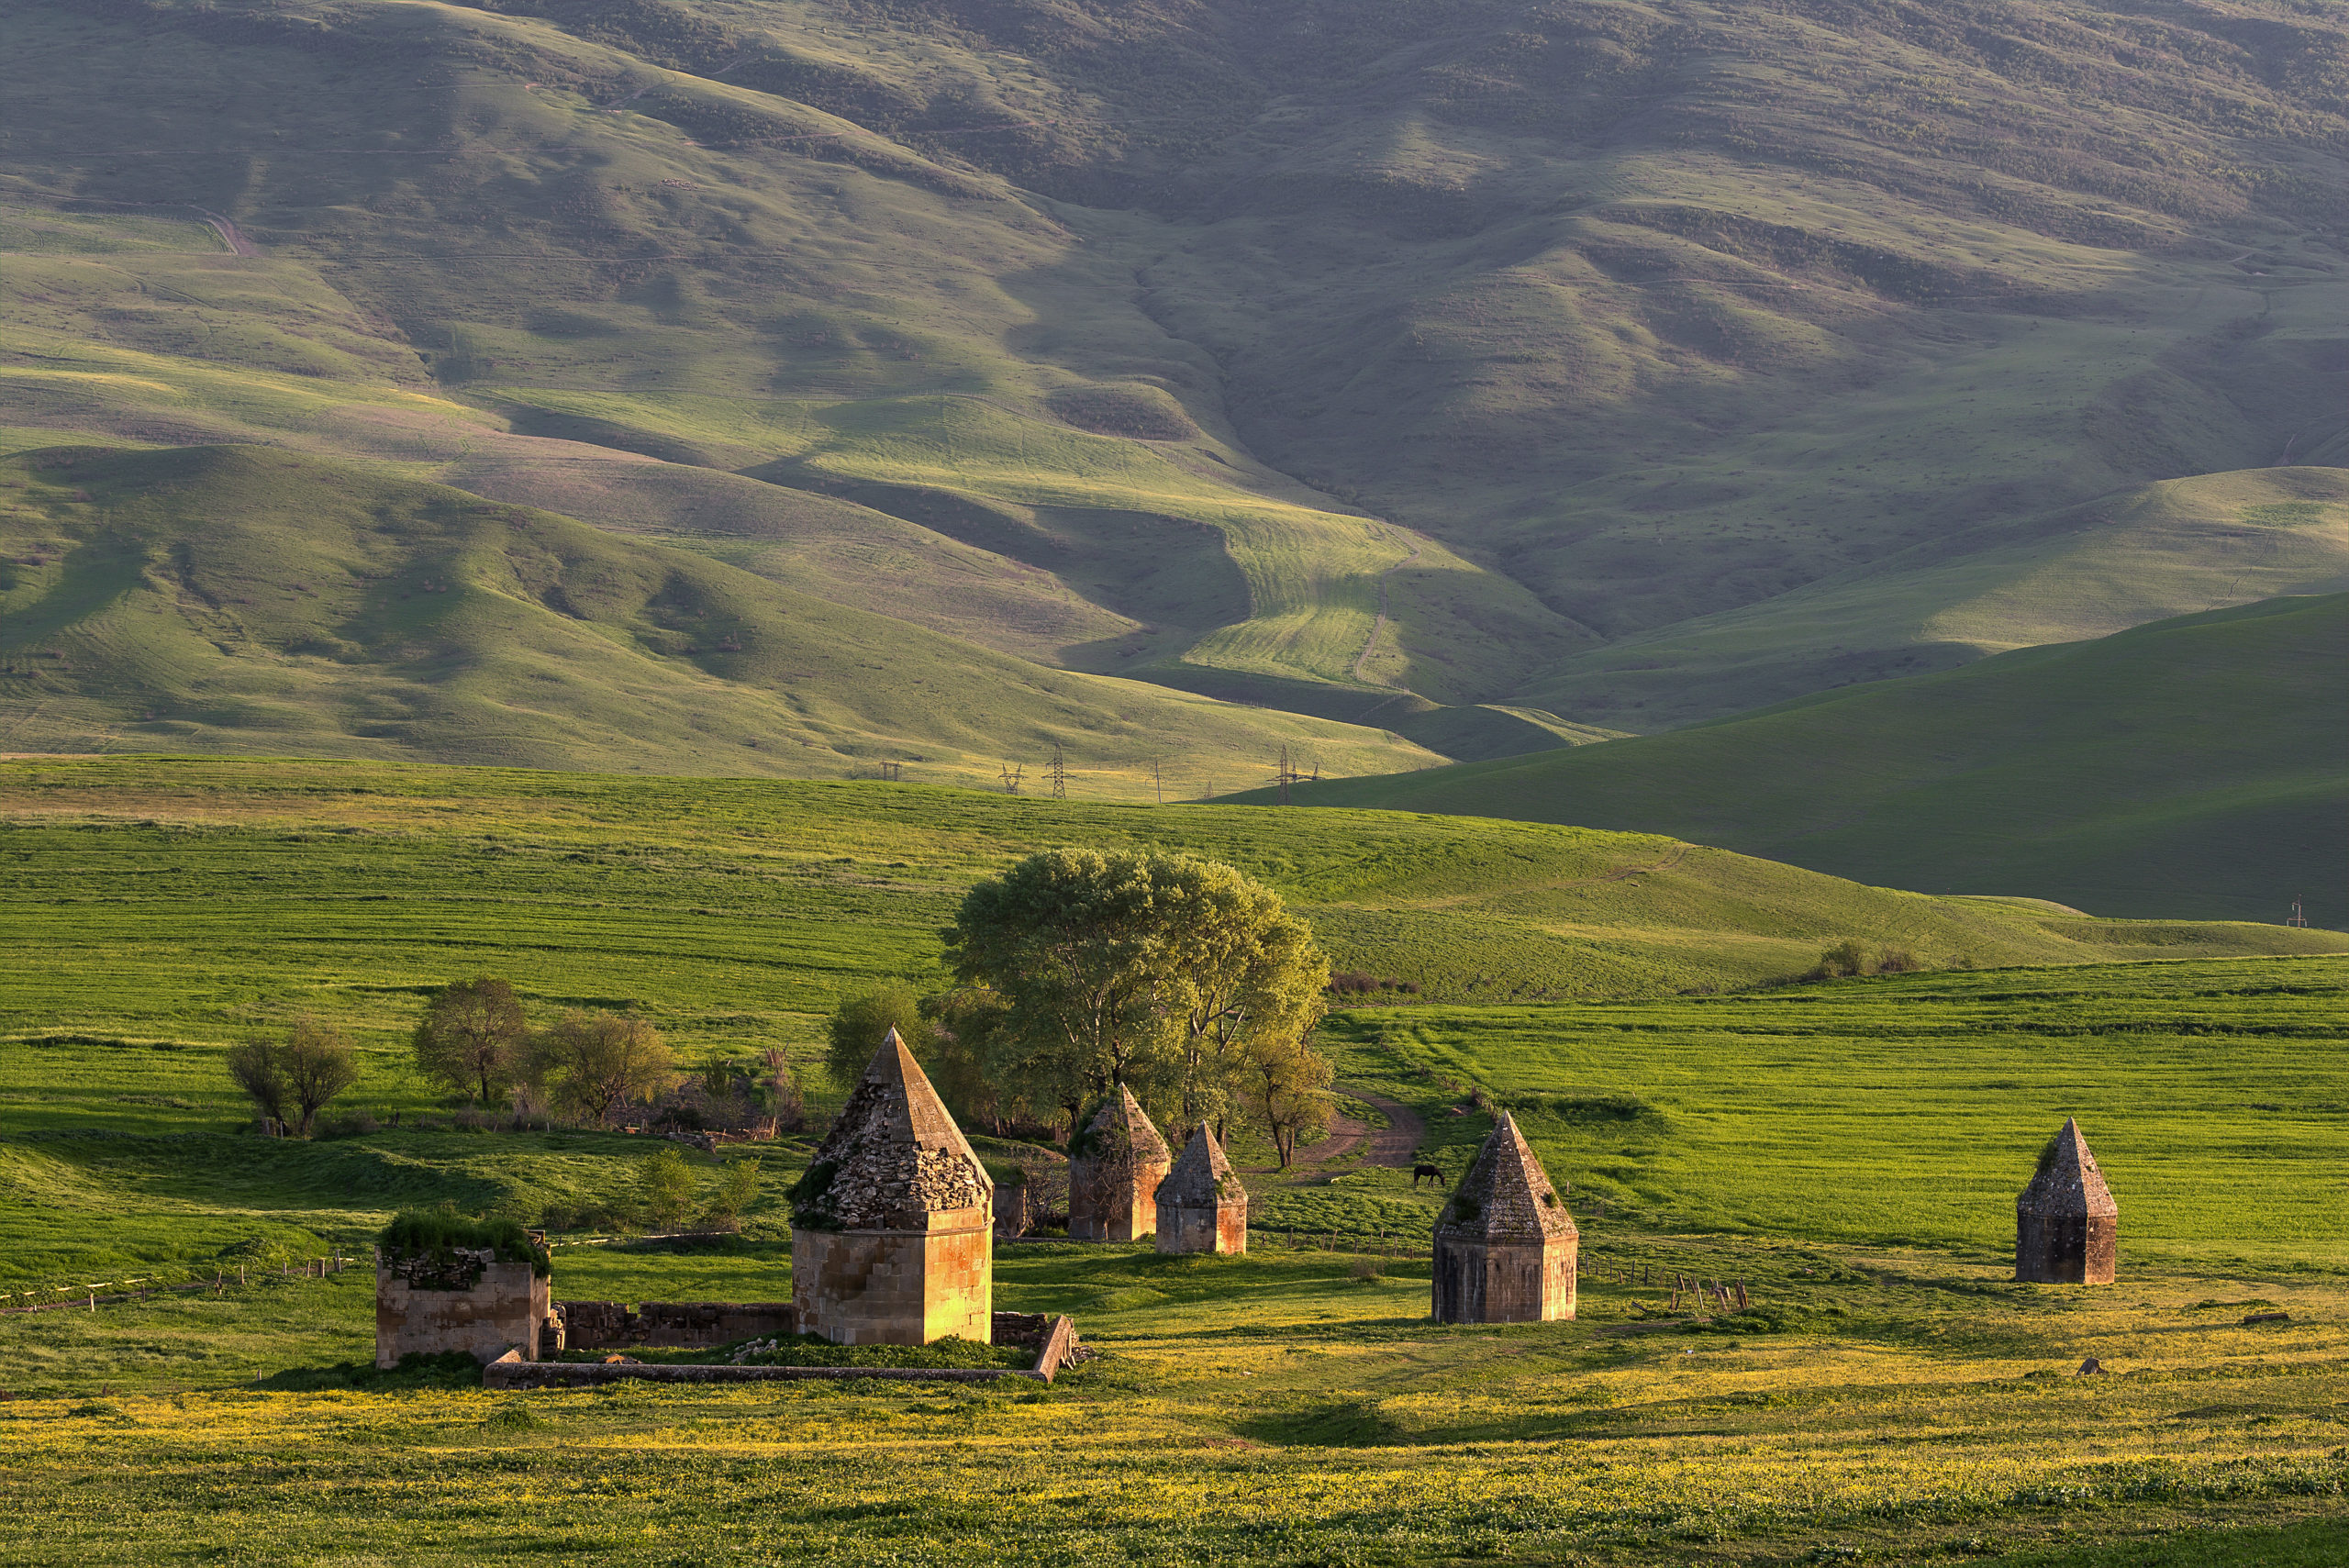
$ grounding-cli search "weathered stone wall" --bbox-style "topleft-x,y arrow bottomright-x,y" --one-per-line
993,1183 -> 1032,1239
1157,1202 -> 1246,1255
375,1258 -> 550,1368
557,1300 -> 797,1348
2016,1212 -> 2118,1284
1431,1236 -> 1576,1324
792,1207 -> 992,1345
1069,1155 -> 1169,1242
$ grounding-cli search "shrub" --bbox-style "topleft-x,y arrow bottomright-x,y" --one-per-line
733,1332 -> 1031,1370
378,1207 -> 550,1277
825,982 -> 931,1091
703,1156 -> 762,1231
1812,940 -> 1874,979
640,1147 -> 697,1229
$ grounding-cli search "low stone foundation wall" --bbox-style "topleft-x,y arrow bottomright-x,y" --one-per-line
557,1300 -> 796,1349
483,1314 -> 1082,1389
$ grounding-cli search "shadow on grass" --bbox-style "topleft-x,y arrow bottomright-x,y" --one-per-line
257,1350 -> 481,1392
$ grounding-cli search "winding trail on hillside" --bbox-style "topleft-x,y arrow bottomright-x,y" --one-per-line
1351,528 -> 1422,683
189,206 -> 255,256
1281,1085 -> 1427,1185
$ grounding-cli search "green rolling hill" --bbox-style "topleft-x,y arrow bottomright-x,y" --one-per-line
1251,595 -> 2349,923
0,443 -> 1438,790
5,0 -> 2349,770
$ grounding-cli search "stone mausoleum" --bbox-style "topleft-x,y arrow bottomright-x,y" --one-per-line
2016,1116 -> 2119,1284
1068,1084 -> 1172,1242
1156,1124 -> 1247,1255
376,1239 -> 553,1368
1431,1111 -> 1578,1324
791,1028 -> 994,1344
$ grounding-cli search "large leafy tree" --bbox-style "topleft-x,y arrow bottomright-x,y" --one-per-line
412,976 -> 529,1103
824,981 -> 933,1091
1154,856 -> 1330,1138
533,1010 -> 673,1126
948,848 -> 1182,1136
948,848 -> 1330,1142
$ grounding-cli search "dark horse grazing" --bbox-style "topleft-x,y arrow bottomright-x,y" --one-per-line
1411,1163 -> 1447,1188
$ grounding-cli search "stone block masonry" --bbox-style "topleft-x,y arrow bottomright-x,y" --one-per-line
791,1029 -> 995,1345
558,1300 -> 796,1349
1431,1112 -> 1578,1325
1157,1125 -> 1247,1255
1069,1085 -> 1171,1243
376,1250 -> 551,1368
2017,1117 -> 2119,1284
794,1209 -> 992,1345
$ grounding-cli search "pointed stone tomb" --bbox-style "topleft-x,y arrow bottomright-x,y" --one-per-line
790,1028 -> 993,1345
1432,1111 -> 1578,1323
1157,1125 -> 1248,1255
2016,1117 -> 2119,1284
1069,1084 -> 1173,1242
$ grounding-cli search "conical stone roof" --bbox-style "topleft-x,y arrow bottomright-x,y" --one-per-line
1074,1084 -> 1172,1170
1437,1112 -> 1577,1244
1159,1125 -> 1244,1207
795,1028 -> 989,1229
2018,1118 -> 2118,1219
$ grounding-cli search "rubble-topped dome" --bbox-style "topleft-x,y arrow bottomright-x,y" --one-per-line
1159,1125 -> 1244,1208
1436,1112 -> 1577,1244
2018,1118 -> 2118,1219
794,1029 -> 990,1230
1072,1084 -> 1172,1171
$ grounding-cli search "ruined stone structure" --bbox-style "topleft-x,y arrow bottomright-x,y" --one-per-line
375,1246 -> 553,1368
558,1300 -> 796,1349
1068,1085 -> 1172,1242
993,1180 -> 1033,1239
2016,1117 -> 2119,1284
1156,1125 -> 1248,1254
1431,1112 -> 1578,1324
791,1028 -> 993,1345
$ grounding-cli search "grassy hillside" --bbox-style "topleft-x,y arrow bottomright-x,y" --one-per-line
5,0 -> 2349,737
8,756 -> 2341,1073
1258,595 -> 2349,923
0,443 -> 1442,790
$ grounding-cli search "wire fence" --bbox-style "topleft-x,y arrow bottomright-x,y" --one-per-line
0,1251 -> 356,1315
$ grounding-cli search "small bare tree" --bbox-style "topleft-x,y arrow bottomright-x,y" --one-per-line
279,1017 -> 361,1137
1240,1032 -> 1335,1170
226,1038 -> 290,1129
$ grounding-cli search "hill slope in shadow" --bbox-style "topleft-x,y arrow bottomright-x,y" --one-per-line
1252,595 -> 2349,922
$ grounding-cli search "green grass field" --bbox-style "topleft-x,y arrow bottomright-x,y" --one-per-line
1260,595 -> 2349,922
6,762 -> 2349,1562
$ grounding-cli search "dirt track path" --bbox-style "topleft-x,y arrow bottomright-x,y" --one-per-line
1351,528 -> 1423,683
1277,1084 -> 1427,1184
189,206 -> 256,256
